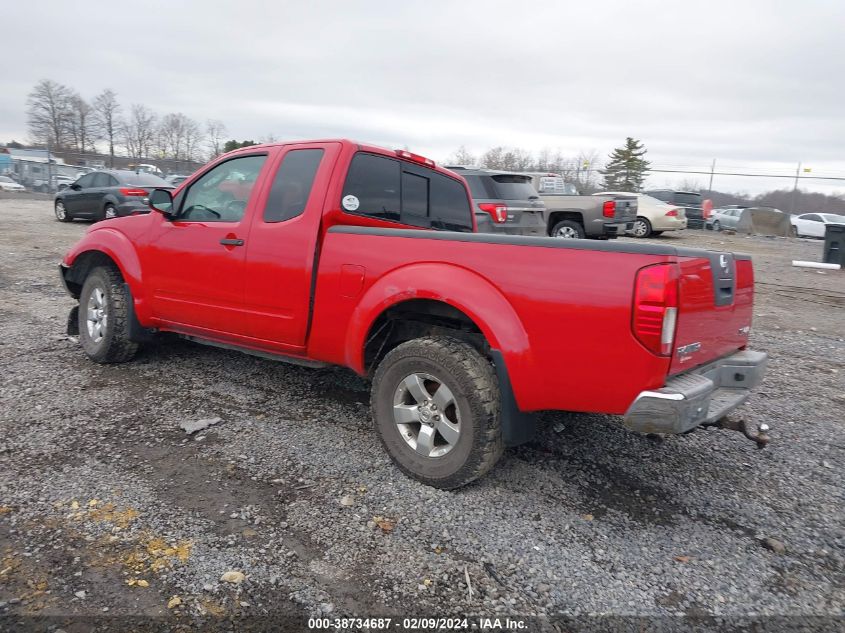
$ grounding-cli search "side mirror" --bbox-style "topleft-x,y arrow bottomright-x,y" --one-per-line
149,188 -> 175,218
70,183 -> 81,191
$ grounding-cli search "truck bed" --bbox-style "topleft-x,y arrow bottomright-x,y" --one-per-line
307,227 -> 753,415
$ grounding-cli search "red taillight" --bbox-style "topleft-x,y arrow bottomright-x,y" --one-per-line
602,200 -> 616,218
395,149 -> 436,167
633,264 -> 679,356
478,202 -> 508,224
119,187 -> 147,197
665,208 -> 678,217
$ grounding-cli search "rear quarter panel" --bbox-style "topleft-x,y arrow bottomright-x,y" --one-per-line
308,232 -> 673,414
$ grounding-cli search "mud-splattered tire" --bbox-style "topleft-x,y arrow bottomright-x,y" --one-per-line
78,265 -> 139,363
371,337 -> 503,489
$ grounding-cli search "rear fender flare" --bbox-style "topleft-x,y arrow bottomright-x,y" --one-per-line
347,262 -> 532,407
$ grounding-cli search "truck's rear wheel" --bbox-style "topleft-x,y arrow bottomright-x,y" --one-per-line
78,265 -> 139,364
371,336 -> 503,489
551,219 -> 585,239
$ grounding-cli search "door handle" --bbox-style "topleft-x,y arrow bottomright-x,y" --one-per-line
219,238 -> 244,246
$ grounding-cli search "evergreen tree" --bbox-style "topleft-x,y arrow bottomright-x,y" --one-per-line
600,137 -> 650,191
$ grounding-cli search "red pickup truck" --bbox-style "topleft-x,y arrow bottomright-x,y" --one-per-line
60,139 -> 768,488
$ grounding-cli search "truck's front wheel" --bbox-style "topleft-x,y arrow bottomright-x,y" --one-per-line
78,265 -> 139,363
371,337 -> 503,489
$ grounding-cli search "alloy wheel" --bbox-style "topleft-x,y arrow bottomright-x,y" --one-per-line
55,201 -> 66,220
633,219 -> 649,237
86,286 -> 108,344
393,372 -> 461,458
555,226 -> 580,239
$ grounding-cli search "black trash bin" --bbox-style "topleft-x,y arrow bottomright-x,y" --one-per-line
823,224 -> 845,267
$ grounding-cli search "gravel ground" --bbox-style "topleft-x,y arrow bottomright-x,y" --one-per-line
0,198 -> 842,630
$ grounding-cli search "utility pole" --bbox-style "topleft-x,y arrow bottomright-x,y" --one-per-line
708,159 -> 716,193
790,162 -> 801,213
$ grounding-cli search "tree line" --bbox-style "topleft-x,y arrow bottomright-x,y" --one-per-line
446,137 -> 651,193
25,79 -> 229,166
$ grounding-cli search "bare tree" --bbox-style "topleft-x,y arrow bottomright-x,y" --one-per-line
157,113 -> 203,161
93,89 -> 121,167
446,145 -> 476,166
66,94 -> 96,155
26,79 -> 73,149
206,119 -> 227,160
122,104 -> 157,160
183,118 -> 203,162
480,146 -> 505,169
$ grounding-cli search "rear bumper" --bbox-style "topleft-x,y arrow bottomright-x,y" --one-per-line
116,200 -> 152,217
623,350 -> 767,435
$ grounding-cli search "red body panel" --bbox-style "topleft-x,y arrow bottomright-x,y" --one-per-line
669,257 -> 754,375
62,138 -> 757,418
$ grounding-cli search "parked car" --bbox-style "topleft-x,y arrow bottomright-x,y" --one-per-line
53,170 -> 172,222
165,174 -> 190,187
59,139 -> 768,489
55,174 -> 82,192
646,190 -> 706,228
0,175 -> 26,192
593,192 -> 686,238
444,167 -> 545,236
706,206 -> 747,232
127,163 -> 164,178
790,213 -> 845,238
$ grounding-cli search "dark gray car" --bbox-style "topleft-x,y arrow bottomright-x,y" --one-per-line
54,170 -> 171,222
446,167 -> 546,236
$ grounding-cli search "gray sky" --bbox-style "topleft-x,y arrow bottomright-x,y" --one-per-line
4,0 -> 844,195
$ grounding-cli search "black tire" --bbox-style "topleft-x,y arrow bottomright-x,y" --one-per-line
371,336 -> 503,489
632,217 -> 652,238
651,231 -> 663,236
103,203 -> 117,220
791,225 -> 799,238
54,200 -> 72,222
78,265 -> 139,363
712,220 -> 721,232
550,219 -> 585,239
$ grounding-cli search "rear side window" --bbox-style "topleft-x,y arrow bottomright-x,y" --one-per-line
92,173 -> 111,187
342,153 -> 472,232
343,153 -> 400,221
490,175 -> 538,201
263,149 -> 324,223
463,175 -> 494,198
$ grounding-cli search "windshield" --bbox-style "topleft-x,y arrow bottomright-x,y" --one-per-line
490,175 -> 538,200
0,176 -> 12,183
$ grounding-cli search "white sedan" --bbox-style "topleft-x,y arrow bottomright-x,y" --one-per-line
791,213 -> 845,238
0,176 -> 25,192
594,191 -> 687,238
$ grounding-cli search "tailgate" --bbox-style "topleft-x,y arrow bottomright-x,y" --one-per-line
613,195 -> 637,222
669,252 -> 754,375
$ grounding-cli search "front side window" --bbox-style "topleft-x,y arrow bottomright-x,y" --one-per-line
180,155 -> 266,222
263,149 -> 324,223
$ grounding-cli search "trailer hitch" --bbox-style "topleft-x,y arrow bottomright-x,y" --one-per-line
715,416 -> 770,448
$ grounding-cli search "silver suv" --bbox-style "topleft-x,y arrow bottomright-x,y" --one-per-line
446,167 -> 546,236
